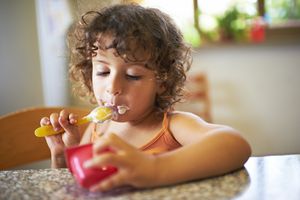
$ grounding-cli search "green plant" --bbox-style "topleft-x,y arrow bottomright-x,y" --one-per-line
216,6 -> 251,42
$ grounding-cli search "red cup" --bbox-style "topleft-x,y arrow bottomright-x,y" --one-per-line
65,143 -> 118,189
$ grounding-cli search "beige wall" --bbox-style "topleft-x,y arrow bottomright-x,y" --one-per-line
0,0 -> 44,115
191,44 -> 300,156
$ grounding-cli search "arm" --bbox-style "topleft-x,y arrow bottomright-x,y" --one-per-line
153,112 -> 251,185
156,131 -> 250,185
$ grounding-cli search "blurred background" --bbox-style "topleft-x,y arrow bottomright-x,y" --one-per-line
0,0 -> 299,156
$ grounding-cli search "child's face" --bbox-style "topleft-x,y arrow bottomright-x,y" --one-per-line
92,46 -> 163,122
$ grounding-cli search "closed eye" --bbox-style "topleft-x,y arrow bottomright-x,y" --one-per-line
96,71 -> 110,76
126,74 -> 142,80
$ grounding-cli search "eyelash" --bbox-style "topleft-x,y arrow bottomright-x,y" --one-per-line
96,72 -> 142,80
127,75 -> 141,80
96,72 -> 109,76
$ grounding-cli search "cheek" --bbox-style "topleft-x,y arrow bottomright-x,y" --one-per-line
130,84 -> 157,103
92,78 -> 105,96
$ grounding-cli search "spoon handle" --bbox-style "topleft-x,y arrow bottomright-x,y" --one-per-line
34,116 -> 91,137
34,125 -> 63,137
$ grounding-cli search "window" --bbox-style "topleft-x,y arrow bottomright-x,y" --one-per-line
141,0 -> 300,46
261,0 -> 300,26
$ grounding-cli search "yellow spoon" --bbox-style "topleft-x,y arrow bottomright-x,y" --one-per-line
34,106 -> 113,137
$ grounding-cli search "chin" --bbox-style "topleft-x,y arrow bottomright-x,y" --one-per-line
111,114 -> 126,122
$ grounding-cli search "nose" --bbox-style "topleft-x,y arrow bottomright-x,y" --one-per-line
106,75 -> 122,96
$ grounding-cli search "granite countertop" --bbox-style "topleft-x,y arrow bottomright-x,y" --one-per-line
0,154 -> 299,200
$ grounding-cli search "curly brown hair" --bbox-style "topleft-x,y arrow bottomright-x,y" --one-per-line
68,3 -> 192,112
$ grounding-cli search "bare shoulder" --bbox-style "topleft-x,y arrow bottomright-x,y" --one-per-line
168,111 -> 238,145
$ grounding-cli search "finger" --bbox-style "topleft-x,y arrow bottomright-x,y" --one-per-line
84,153 -> 125,169
40,117 -> 50,126
58,109 -> 70,126
50,113 -> 61,131
90,171 -> 126,192
58,110 -> 78,134
69,113 -> 78,124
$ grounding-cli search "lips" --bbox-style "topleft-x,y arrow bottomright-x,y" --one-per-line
102,101 -> 130,115
117,105 -> 130,115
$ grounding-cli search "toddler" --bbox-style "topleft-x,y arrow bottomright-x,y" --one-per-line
40,3 -> 251,192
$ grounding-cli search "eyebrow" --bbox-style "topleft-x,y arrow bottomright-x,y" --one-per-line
93,59 -> 145,67
93,59 -> 110,65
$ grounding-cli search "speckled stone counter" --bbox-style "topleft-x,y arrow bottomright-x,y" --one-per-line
1,155 -> 299,200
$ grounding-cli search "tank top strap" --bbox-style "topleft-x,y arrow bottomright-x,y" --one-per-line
162,112 -> 170,130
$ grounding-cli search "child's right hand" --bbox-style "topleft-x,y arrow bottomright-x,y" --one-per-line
40,109 -> 81,160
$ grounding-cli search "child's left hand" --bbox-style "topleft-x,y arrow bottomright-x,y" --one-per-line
83,133 -> 158,192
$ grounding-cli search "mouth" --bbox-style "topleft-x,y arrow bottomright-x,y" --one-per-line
117,105 -> 130,115
103,102 -> 130,115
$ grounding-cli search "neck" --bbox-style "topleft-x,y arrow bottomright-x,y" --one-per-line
113,108 -> 163,130
101,108 -> 164,147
